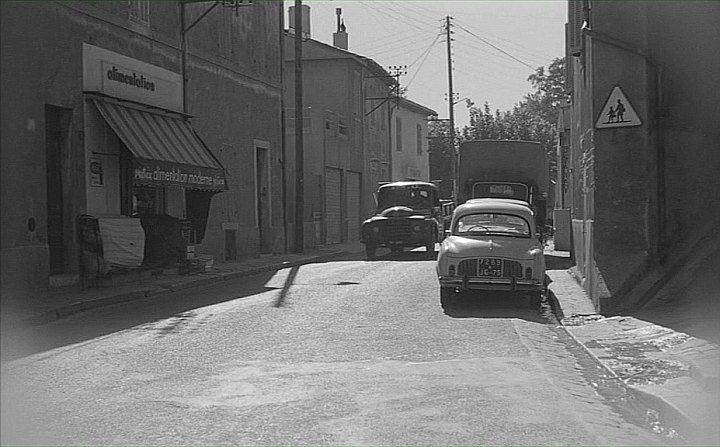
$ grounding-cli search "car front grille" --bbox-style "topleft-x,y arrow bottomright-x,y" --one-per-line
457,258 -> 523,278
382,219 -> 412,239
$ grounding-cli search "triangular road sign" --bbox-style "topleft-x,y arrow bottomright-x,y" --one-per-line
596,86 -> 642,128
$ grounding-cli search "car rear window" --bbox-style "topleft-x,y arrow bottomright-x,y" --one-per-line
455,213 -> 530,237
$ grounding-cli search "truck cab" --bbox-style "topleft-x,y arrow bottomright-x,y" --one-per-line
360,181 -> 443,260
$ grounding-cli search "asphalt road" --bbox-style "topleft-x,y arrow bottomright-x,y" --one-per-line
1,250 -> 672,445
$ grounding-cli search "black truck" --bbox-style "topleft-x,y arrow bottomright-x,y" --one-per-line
360,181 -> 443,260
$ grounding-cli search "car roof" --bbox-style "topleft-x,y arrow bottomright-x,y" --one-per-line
378,181 -> 438,190
465,198 -> 531,207
454,198 -> 535,220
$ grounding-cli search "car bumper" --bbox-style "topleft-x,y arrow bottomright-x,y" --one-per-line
438,276 -> 544,292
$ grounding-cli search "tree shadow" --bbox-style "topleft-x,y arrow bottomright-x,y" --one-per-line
1,271 -> 280,362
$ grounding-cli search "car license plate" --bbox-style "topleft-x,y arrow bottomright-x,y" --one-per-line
479,258 -> 503,277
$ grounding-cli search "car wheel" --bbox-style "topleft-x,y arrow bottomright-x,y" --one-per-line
440,287 -> 457,307
425,239 -> 435,256
528,291 -> 542,307
365,244 -> 377,260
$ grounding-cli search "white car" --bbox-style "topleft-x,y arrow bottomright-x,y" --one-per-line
436,198 -> 546,307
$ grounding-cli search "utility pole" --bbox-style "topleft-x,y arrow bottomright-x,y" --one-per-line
444,16 -> 457,201
294,0 -> 304,253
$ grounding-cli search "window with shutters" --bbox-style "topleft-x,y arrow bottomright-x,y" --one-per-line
416,124 -> 423,155
568,0 -> 588,56
128,0 -> 150,25
396,117 -> 402,152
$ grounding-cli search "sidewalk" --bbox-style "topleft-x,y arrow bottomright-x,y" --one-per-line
547,268 -> 720,444
1,241 -> 364,327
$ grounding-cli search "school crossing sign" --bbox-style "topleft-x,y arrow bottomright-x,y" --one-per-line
595,85 -> 642,129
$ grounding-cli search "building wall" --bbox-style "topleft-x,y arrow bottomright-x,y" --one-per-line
566,0 -> 720,310
283,34 -> 391,247
0,1 -> 283,292
391,102 -> 432,182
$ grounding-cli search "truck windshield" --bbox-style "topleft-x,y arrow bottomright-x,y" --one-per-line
472,182 -> 529,201
377,187 -> 435,210
455,213 -> 531,237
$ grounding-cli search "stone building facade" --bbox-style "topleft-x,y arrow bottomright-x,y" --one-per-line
563,0 -> 720,310
1,1 -> 284,293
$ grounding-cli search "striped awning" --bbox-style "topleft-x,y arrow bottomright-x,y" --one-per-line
93,99 -> 227,191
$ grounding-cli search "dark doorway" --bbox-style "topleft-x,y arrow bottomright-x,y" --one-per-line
256,147 -> 270,253
45,105 -> 72,274
225,229 -> 237,261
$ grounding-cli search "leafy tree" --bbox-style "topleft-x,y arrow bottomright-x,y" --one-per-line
428,119 -> 454,199
460,57 -> 566,181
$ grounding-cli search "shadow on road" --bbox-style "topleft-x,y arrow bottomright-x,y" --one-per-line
368,248 -> 437,262
442,291 -> 557,324
1,271 -> 281,362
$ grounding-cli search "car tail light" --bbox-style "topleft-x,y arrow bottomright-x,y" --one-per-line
449,265 -> 456,276
525,267 -> 532,279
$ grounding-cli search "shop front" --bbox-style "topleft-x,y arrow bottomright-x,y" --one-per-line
81,44 -> 226,280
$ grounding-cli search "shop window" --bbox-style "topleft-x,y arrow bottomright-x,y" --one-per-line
132,187 -> 166,216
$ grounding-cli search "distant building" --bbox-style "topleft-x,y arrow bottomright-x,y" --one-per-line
391,98 -> 437,182
1,1 -> 284,293
563,0 -> 720,310
284,6 -> 435,249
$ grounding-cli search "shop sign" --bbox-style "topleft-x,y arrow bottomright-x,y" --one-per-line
83,43 -> 182,112
133,160 -> 227,191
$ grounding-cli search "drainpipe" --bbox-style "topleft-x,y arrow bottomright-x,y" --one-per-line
582,28 -> 666,262
181,1 -> 221,114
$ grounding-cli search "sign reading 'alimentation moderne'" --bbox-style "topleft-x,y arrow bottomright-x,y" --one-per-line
134,166 -> 226,190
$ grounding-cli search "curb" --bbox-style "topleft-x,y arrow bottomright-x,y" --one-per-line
19,250 -> 350,327
546,286 -> 700,441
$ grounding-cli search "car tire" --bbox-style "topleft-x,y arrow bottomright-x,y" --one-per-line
365,244 -> 377,260
425,240 -> 435,257
440,287 -> 456,308
528,291 -> 542,307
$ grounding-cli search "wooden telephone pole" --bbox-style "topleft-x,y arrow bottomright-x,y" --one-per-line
445,16 -> 457,201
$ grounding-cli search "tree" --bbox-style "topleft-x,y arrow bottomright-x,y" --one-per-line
428,119 -> 455,199
461,57 -> 566,181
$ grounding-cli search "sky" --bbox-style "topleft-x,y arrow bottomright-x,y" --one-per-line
285,1 -> 567,129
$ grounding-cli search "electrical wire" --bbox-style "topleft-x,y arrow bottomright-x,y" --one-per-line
405,34 -> 441,89
454,22 -> 536,70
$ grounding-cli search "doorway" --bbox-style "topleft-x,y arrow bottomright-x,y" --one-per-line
255,144 -> 271,253
45,105 -> 72,274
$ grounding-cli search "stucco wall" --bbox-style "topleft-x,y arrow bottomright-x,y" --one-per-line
1,1 -> 284,291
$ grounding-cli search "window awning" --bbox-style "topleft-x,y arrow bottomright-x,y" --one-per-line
93,99 -> 227,192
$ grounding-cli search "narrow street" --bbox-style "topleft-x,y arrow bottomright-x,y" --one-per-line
2,252 -> 670,445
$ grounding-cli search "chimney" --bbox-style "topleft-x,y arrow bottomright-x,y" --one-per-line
333,8 -> 348,50
288,4 -> 311,39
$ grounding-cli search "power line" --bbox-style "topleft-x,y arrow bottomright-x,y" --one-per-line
358,1 -> 437,33
406,33 -> 442,88
454,22 -> 536,70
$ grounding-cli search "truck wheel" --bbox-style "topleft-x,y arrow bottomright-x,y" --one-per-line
425,240 -> 435,256
440,287 -> 456,308
365,244 -> 377,260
